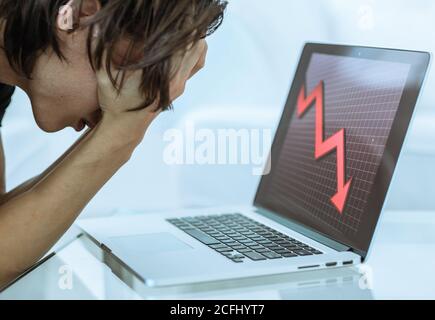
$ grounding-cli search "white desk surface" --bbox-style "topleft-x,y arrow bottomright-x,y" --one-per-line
1,210 -> 435,300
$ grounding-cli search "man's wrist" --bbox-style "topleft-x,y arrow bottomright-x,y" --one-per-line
97,111 -> 152,150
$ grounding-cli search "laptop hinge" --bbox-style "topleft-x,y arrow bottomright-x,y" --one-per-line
254,206 -> 353,253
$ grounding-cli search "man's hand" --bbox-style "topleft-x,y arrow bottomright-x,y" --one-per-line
96,39 -> 208,117
169,39 -> 208,100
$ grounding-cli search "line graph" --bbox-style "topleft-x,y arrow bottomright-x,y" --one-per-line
263,53 -> 411,235
297,81 -> 353,214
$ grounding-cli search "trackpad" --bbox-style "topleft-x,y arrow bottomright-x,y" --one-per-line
108,233 -> 193,256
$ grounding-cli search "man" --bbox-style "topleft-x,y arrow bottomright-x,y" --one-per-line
0,0 -> 227,287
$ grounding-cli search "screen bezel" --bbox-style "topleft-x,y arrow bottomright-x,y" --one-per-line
254,43 -> 430,258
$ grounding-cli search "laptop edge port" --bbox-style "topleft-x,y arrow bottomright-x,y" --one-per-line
326,262 -> 337,267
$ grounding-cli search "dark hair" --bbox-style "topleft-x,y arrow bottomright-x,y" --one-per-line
0,0 -> 227,110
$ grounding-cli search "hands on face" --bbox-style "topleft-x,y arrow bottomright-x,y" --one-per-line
96,39 -> 208,121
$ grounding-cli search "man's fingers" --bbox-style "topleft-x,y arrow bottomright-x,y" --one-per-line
176,39 -> 207,81
188,41 -> 208,80
96,50 -> 144,96
98,39 -> 208,112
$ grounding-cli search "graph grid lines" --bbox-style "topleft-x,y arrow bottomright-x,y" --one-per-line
266,53 -> 411,236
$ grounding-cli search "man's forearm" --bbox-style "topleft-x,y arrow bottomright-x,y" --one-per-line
0,130 -> 92,205
0,115 -> 149,287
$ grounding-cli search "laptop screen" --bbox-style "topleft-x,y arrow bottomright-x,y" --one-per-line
255,45 -> 429,255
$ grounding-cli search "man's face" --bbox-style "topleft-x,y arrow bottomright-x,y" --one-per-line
25,21 -> 196,133
27,27 -> 104,133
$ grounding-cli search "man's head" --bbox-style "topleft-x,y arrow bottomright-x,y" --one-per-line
0,0 -> 227,132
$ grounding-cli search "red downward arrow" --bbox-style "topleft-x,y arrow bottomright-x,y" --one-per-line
297,81 -> 353,214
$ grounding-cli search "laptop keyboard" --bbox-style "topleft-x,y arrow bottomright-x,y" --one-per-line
167,213 -> 323,263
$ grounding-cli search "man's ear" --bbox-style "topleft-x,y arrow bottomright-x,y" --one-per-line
57,0 -> 101,31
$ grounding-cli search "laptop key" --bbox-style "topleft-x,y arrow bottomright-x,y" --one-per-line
222,251 -> 237,256
231,245 -> 247,250
184,229 -> 220,245
208,233 -> 222,237
249,237 -> 265,241
178,227 -> 195,231
240,240 -> 256,246
233,236 -> 247,241
248,245 -> 265,250
243,251 -> 267,261
282,252 -> 298,258
226,233 -> 239,237
238,248 -> 252,254
216,247 -> 234,253
224,241 -> 239,246
209,244 -> 228,250
269,246 -> 283,251
276,241 -> 289,246
294,250 -> 313,256
275,249 -> 291,255
221,239 -> 236,244
262,251 -> 282,259
232,259 -> 244,263
263,244 -> 277,249
170,220 -> 187,225
223,251 -> 244,258
215,236 -> 228,241
282,244 -> 299,249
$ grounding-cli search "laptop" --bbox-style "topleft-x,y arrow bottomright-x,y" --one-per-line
78,43 -> 430,287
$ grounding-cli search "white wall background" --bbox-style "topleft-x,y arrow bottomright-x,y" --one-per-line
3,0 -> 435,218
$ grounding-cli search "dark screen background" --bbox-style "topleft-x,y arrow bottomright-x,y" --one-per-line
259,53 -> 410,247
